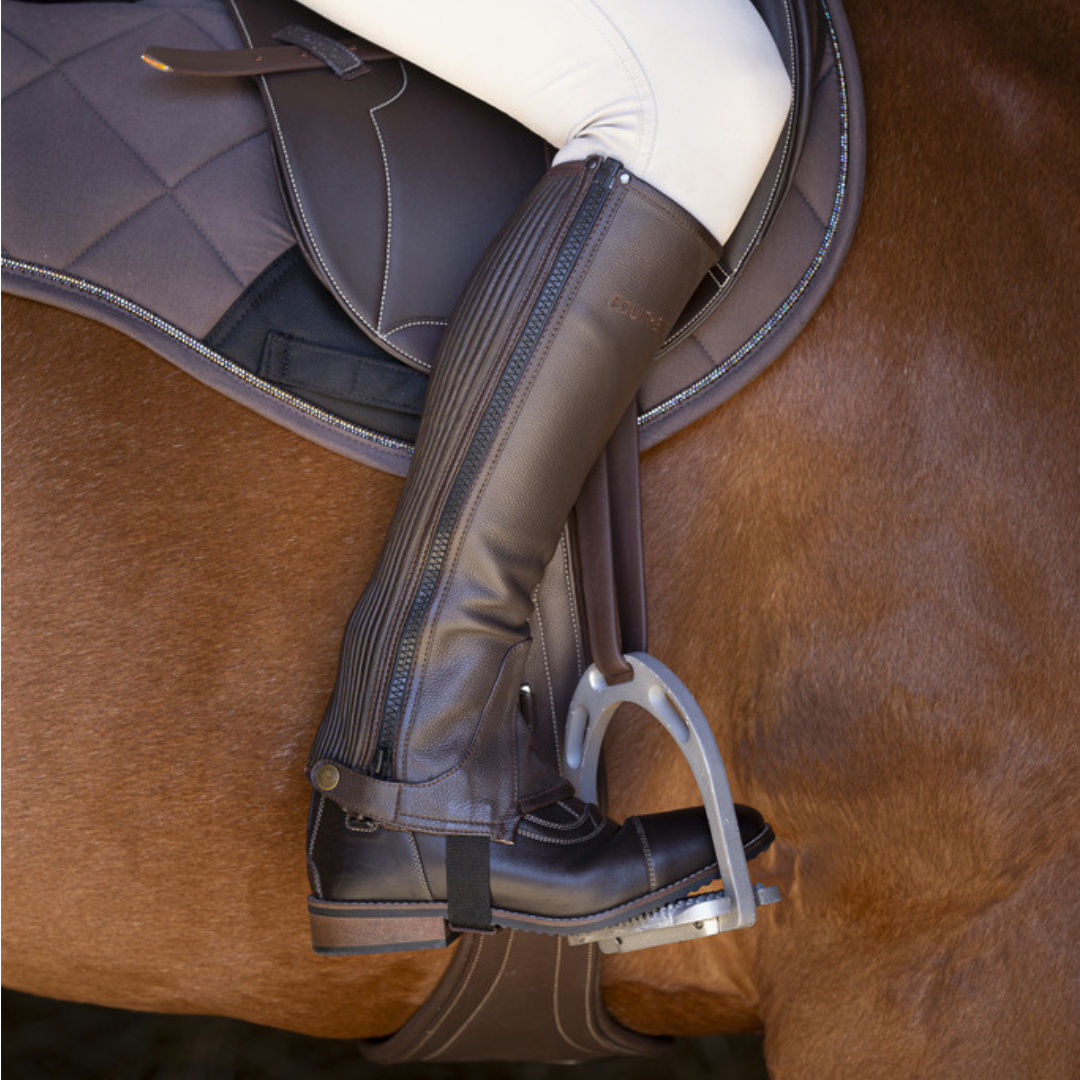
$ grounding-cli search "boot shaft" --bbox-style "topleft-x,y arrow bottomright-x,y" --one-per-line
311,159 -> 720,839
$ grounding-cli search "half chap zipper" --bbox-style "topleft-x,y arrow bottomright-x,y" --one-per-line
370,158 -> 623,780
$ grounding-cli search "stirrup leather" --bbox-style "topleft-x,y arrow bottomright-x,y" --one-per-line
563,652 -> 781,953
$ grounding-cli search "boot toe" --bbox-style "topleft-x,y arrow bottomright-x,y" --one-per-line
631,802 -> 774,896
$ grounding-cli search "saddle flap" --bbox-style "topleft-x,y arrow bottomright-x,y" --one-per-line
228,0 -> 820,373
229,0 -> 551,373
2,0 -> 863,476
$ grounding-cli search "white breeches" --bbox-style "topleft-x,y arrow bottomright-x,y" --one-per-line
296,0 -> 791,245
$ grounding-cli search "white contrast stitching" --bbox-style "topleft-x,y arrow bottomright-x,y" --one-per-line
407,832 -> 434,900
242,39 -> 425,367
306,794 -> 326,898
530,582 -> 561,766
723,0 -> 797,281
424,933 -> 517,1059
412,935 -> 488,1057
551,936 -> 598,1056
370,61 -> 411,333
632,816 -> 657,891
518,815 -> 607,845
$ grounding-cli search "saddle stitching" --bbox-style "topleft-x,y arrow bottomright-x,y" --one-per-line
407,831 -> 435,899
237,0 -> 427,369
661,265 -> 732,351
306,793 -> 326,898
406,932 -> 489,1058
631,816 -> 658,891
719,0 -> 797,283
639,0 -> 853,428
423,932 -> 516,1060
643,0 -> 796,356
370,60 -> 410,334
580,939 -> 624,1051
550,935 -> 602,1057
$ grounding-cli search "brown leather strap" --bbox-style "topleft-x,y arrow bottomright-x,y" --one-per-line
575,405 -> 648,684
606,405 -> 649,656
360,931 -> 667,1064
142,39 -> 394,78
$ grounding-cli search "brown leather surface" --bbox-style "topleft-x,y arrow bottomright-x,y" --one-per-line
576,405 -> 648,684
354,527 -> 666,1063
361,931 -> 666,1064
577,447 -> 633,684
142,40 -> 392,77
224,0 -> 825,377
3,0 -> 861,480
309,161 -> 720,839
229,0 -> 550,373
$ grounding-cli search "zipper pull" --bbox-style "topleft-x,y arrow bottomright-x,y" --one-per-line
371,746 -> 393,780
595,157 -> 624,190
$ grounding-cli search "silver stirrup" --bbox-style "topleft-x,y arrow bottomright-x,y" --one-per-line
562,652 -> 780,953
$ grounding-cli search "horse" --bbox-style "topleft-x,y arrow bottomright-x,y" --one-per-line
2,0 -> 1077,1074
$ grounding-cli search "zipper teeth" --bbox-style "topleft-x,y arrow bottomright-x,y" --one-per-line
371,159 -> 622,778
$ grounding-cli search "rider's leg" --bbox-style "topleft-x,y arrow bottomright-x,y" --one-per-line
300,0 -> 790,949
298,0 -> 791,245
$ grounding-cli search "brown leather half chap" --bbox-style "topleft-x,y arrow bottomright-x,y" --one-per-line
309,158 -> 721,841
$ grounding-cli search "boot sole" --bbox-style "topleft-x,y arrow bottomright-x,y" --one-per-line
309,863 -> 718,955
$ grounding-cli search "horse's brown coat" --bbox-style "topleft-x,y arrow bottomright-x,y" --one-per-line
2,0 -> 1077,1074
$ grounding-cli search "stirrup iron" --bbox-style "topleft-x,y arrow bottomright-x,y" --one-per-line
563,652 -> 780,953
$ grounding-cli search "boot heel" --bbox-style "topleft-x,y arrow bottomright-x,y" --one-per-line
308,898 -> 457,955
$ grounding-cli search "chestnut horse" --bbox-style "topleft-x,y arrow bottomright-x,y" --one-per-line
2,0 -> 1077,1074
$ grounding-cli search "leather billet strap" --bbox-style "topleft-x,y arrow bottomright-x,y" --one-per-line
142,30 -> 393,78
575,405 -> 648,686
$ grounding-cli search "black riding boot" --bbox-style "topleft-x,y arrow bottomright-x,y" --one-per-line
306,158 -> 772,953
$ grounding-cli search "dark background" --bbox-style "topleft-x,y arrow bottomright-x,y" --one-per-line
3,989 -> 767,1079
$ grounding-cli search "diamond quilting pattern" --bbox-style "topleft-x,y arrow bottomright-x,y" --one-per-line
2,0 -> 293,336
62,15 -> 265,187
0,23 -> 53,98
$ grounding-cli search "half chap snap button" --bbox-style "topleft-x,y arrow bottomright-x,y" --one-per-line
314,763 -> 340,792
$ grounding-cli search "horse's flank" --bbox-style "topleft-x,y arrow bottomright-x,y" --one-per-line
2,0 -> 1077,1074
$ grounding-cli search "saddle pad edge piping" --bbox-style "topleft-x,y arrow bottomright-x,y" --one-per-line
0,257 -> 416,476
639,0 -> 862,438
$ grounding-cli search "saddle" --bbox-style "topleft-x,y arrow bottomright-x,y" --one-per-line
1,0 -> 864,1062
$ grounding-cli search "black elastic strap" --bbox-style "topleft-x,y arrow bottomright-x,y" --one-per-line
445,835 -> 493,932
272,26 -> 367,78
258,332 -> 425,417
